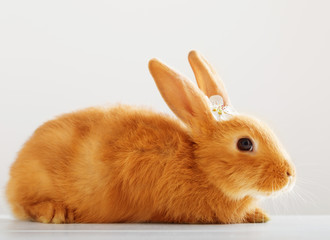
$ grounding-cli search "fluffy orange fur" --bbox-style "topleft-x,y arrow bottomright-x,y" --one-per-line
6,51 -> 295,224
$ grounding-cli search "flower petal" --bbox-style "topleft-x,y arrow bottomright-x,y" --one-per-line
209,95 -> 224,106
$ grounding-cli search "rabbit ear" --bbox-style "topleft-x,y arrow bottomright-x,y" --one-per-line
188,50 -> 231,106
148,58 -> 214,129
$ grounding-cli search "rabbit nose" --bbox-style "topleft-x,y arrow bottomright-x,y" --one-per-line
286,167 -> 295,178
284,159 -> 295,178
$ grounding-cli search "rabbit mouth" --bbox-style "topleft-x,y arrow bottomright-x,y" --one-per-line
279,176 -> 296,193
248,176 -> 296,199
266,176 -> 296,198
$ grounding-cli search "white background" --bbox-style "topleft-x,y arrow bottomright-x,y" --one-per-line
0,0 -> 329,216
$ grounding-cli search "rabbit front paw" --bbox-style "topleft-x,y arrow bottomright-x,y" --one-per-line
244,208 -> 270,223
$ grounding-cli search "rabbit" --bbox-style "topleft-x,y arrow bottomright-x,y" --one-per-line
6,50 -> 296,224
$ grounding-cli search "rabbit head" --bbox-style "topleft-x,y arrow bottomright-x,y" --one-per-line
148,50 -> 296,200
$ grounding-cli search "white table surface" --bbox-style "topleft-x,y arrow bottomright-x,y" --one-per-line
1,215 -> 329,240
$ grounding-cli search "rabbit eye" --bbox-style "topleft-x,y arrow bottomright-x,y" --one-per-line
237,138 -> 253,152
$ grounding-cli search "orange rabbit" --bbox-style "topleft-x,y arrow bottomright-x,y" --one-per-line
6,51 -> 295,224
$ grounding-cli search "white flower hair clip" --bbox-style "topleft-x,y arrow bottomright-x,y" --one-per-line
209,95 -> 237,121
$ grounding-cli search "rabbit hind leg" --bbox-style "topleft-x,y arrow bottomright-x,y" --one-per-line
23,201 -> 75,224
